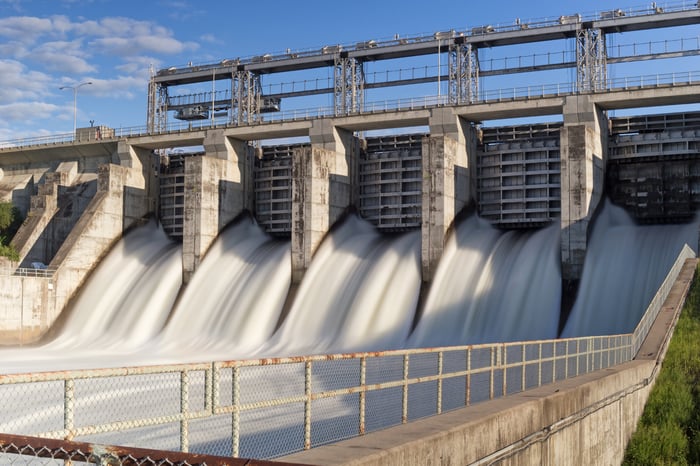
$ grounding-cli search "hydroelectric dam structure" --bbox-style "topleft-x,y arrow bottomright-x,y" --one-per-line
0,3 -> 699,465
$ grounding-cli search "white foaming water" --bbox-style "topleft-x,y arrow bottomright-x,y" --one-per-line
0,221 -> 183,372
0,201 -> 695,374
158,217 -> 291,360
561,201 -> 698,338
409,215 -> 561,348
257,214 -> 422,357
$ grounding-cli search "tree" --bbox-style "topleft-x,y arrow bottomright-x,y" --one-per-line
0,202 -> 22,260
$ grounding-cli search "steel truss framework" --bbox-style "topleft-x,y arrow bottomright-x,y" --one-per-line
449,43 -> 479,104
334,57 -> 365,115
576,28 -> 607,92
232,70 -> 262,126
146,4 -> 699,129
147,79 -> 169,134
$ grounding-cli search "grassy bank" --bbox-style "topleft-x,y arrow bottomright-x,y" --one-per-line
623,267 -> 700,465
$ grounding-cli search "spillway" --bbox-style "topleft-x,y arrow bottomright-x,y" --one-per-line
561,201 -> 699,337
0,202 -> 696,374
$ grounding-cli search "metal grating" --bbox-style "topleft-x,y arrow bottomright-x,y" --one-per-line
359,134 -> 424,231
159,155 -> 187,241
477,124 -> 562,228
608,112 -> 700,222
254,145 -> 297,236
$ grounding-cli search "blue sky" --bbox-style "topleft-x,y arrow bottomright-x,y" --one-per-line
0,0 -> 698,142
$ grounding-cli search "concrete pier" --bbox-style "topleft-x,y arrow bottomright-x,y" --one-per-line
291,120 -> 359,284
421,108 -> 472,282
182,130 -> 253,283
559,95 -> 608,282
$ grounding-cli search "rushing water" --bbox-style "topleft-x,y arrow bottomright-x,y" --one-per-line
561,201 -> 698,338
0,202 -> 696,373
409,215 -> 562,348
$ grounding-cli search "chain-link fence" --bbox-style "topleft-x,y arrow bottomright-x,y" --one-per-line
0,245 -> 694,461
0,431 -> 308,465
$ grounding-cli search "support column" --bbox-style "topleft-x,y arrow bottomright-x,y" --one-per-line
560,95 -> 608,282
422,107 -> 473,283
182,129 -> 253,283
291,120 -> 359,284
117,141 -> 157,222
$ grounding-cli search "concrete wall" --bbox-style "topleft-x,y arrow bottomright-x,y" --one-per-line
421,108 -> 472,282
291,121 -> 359,284
279,259 -> 697,466
560,95 -> 608,282
181,130 -> 253,283
0,274 -> 54,344
0,140 -> 154,343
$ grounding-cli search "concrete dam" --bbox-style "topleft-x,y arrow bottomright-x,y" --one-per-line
0,3 -> 699,464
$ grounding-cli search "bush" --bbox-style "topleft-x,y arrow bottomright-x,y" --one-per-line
0,202 -> 22,260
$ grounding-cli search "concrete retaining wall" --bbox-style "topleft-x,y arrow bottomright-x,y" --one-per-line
279,259 -> 697,466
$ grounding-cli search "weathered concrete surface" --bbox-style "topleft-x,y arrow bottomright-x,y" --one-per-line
0,137 -> 155,343
280,260 -> 697,466
291,120 -> 359,284
421,108 -> 472,282
10,161 -> 99,268
560,95 -> 608,281
0,173 -> 34,218
181,130 -> 253,283
49,161 -> 150,327
0,274 -> 54,344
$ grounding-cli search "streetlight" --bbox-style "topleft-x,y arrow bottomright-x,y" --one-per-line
59,81 -> 92,137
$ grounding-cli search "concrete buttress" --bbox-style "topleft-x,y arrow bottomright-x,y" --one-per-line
182,130 -> 253,283
560,96 -> 608,281
291,120 -> 359,284
422,107 -> 473,283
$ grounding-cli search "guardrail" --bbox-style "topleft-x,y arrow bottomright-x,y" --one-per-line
0,266 -> 56,278
0,245 -> 693,460
1,70 -> 699,151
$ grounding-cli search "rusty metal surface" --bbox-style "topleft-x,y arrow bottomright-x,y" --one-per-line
0,245 -> 692,460
0,432 -> 313,465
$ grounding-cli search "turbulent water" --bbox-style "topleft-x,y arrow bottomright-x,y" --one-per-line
0,202 -> 696,373
409,216 -> 561,347
561,201 -> 698,338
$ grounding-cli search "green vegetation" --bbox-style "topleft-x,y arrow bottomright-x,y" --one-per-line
623,269 -> 700,465
0,202 -> 22,261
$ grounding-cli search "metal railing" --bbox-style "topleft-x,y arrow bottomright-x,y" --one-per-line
1,70 -> 699,150
0,432 -> 306,466
0,244 -> 693,460
0,265 -> 57,278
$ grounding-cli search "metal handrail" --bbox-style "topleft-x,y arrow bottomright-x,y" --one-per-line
1,70 -> 698,150
0,243 -> 692,459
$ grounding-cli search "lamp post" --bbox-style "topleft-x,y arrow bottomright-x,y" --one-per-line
60,81 -> 92,138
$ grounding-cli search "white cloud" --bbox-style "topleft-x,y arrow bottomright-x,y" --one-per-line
0,16 -> 54,44
0,101 -> 62,125
31,40 -> 96,74
82,76 -> 145,99
0,11 -> 203,134
0,60 -> 54,104
91,34 -> 196,56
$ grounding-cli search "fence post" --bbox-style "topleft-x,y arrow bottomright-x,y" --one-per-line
64,379 -> 75,441
402,354 -> 409,424
304,360 -> 312,450
466,348 -> 471,407
437,352 -> 443,415
232,366 -> 240,458
521,344 -> 526,392
359,356 -> 366,435
489,346 -> 495,400
180,371 -> 189,453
